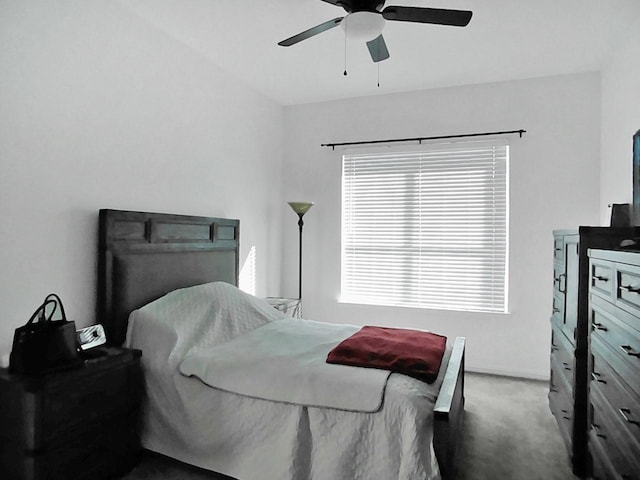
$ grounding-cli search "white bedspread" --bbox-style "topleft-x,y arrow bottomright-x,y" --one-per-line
180,317 -> 390,412
126,282 -> 445,480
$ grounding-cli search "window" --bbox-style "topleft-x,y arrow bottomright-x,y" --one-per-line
341,140 -> 509,313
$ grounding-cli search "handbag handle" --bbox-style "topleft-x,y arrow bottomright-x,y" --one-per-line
26,299 -> 57,325
25,294 -> 67,326
44,293 -> 67,322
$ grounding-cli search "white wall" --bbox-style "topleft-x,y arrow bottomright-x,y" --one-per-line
282,73 -> 602,379
0,2 -> 284,355
1,2 -> 628,380
600,17 -> 640,223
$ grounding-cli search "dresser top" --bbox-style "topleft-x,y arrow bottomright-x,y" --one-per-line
588,248 -> 640,265
553,228 -> 579,236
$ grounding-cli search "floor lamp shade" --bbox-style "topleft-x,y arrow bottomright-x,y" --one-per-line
288,201 -> 314,299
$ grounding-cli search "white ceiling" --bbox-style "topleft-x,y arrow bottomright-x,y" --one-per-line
118,0 -> 640,106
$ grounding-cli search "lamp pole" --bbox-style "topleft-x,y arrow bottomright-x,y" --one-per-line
288,202 -> 314,300
296,213 -> 304,300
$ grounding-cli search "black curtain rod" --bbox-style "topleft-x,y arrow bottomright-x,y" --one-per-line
321,129 -> 526,150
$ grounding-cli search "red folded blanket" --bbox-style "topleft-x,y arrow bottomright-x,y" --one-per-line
326,326 -> 447,383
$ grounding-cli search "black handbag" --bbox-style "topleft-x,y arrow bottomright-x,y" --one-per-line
9,294 -> 83,375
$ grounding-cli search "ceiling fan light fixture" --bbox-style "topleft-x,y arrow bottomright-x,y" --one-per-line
340,12 -> 386,41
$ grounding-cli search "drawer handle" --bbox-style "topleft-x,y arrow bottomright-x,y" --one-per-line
591,372 -> 606,384
619,408 -> 640,427
620,284 -> 640,293
552,307 -> 560,313
593,275 -> 609,282
620,345 -> 640,358
592,321 -> 608,332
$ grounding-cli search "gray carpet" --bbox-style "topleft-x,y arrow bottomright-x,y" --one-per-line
456,373 -> 579,480
120,372 -> 579,480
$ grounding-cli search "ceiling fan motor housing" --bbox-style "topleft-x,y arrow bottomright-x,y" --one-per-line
340,0 -> 386,13
341,12 -> 386,41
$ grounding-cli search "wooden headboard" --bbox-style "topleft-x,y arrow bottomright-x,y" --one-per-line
97,209 -> 240,346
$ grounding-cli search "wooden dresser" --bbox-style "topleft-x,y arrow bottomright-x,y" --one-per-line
549,228 -> 640,477
0,346 -> 142,480
588,249 -> 640,479
550,229 -> 581,470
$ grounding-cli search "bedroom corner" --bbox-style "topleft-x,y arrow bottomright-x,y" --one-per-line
0,1 -> 285,355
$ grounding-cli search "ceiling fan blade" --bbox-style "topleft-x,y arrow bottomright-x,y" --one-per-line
278,17 -> 343,47
382,6 -> 472,27
366,34 -> 390,63
319,0 -> 344,5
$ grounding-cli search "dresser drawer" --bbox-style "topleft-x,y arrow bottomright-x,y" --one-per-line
590,386 -> 640,478
552,292 -> 565,324
26,411 -> 139,480
591,259 -> 615,300
617,262 -> 640,319
591,350 -> 640,449
41,360 -> 137,445
554,237 -> 565,263
551,326 -> 574,381
549,373 -> 573,447
551,345 -> 573,395
589,430 -> 623,480
590,298 -> 640,400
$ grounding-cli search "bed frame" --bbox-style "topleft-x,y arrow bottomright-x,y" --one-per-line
97,208 -> 465,479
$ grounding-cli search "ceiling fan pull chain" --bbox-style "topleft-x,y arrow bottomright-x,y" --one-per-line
343,20 -> 348,76
377,62 -> 380,87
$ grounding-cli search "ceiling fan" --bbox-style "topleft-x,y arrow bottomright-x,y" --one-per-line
278,0 -> 473,63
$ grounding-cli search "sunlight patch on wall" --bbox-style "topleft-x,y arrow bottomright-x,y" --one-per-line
239,245 -> 256,296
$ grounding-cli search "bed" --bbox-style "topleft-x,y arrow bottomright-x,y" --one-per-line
97,208 -> 466,480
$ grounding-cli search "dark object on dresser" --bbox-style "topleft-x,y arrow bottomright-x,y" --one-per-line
610,203 -> 632,227
588,249 -> 640,479
0,346 -> 142,480
549,227 -> 640,477
10,293 -> 82,376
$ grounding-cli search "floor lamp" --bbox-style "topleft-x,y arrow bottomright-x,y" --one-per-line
288,201 -> 314,299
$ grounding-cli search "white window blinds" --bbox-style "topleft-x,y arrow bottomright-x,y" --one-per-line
341,141 -> 509,313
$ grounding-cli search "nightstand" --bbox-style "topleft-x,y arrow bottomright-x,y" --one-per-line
265,297 -> 302,318
0,346 -> 142,480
